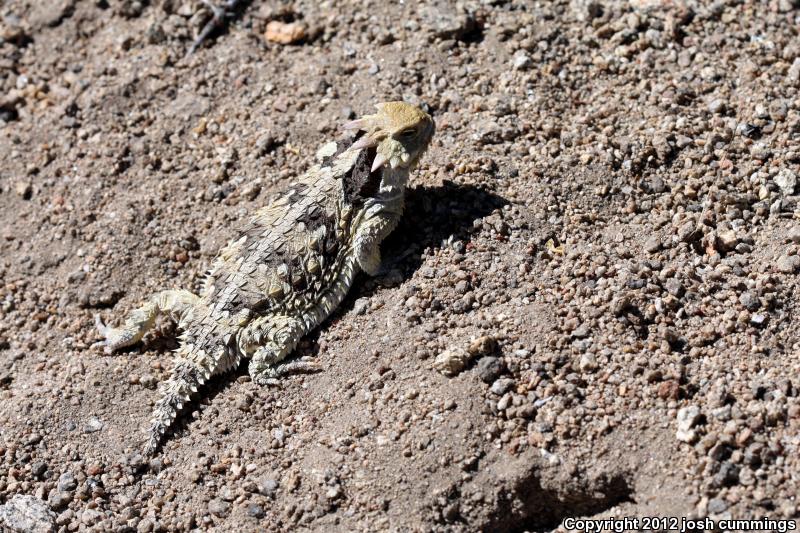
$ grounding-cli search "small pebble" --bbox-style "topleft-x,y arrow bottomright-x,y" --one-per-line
708,99 -> 726,114
246,503 -> 265,518
467,335 -> 498,357
264,21 -> 306,45
676,405 -> 702,443
739,291 -> 759,311
777,255 -> 800,274
83,417 -> 104,433
775,169 -> 797,194
433,347 -> 471,377
707,498 -> 728,514
14,181 -> 32,199
208,498 -> 230,517
57,472 -> 77,492
579,353 -> 598,372
490,378 -> 515,396
512,52 -> 533,71
475,357 -> 503,383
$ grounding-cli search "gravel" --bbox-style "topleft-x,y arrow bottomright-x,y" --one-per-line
1,0 -> 799,530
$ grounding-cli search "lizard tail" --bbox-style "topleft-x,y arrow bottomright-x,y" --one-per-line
144,350 -> 212,456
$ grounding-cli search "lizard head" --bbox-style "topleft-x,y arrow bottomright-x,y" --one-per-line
343,102 -> 435,172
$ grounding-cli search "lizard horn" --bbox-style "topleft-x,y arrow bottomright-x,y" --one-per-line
371,152 -> 387,172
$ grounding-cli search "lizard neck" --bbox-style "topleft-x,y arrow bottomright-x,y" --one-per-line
379,166 -> 409,192
370,166 -> 407,210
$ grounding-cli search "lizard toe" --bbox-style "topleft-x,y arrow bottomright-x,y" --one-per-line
91,315 -> 118,354
254,376 -> 281,387
94,314 -> 108,334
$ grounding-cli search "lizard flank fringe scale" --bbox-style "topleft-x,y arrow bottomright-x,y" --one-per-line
93,102 -> 435,455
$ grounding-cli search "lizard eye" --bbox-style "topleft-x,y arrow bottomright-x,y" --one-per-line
398,128 -> 417,139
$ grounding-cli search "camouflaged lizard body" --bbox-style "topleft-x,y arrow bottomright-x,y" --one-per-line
93,102 -> 434,454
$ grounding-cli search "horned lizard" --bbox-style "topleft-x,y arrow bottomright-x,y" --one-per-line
93,102 -> 435,455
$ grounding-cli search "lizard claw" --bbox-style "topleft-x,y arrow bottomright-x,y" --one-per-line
253,376 -> 281,387
94,314 -> 109,335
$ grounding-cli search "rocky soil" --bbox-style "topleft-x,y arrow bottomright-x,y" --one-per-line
1,0 -> 799,531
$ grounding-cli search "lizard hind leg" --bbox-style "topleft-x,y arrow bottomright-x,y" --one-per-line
93,289 -> 200,354
242,315 -> 320,386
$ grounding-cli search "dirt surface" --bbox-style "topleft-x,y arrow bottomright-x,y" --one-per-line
1,0 -> 799,531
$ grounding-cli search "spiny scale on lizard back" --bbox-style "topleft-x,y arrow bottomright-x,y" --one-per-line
201,134 -> 380,318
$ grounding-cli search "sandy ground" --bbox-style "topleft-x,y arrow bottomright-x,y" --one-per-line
1,0 -> 799,531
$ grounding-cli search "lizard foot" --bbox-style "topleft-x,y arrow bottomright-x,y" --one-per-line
251,358 -> 322,386
91,314 -> 132,355
91,315 -> 116,354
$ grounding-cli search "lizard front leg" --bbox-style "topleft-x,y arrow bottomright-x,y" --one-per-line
353,204 -> 403,276
240,315 -> 320,386
93,289 -> 200,354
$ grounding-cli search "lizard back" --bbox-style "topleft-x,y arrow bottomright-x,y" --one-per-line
201,136 -> 382,322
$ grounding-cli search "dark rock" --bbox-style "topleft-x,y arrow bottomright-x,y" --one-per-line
739,291 -> 759,311
31,461 -> 48,479
475,357 -> 503,383
57,472 -> 77,492
713,462 -> 740,487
